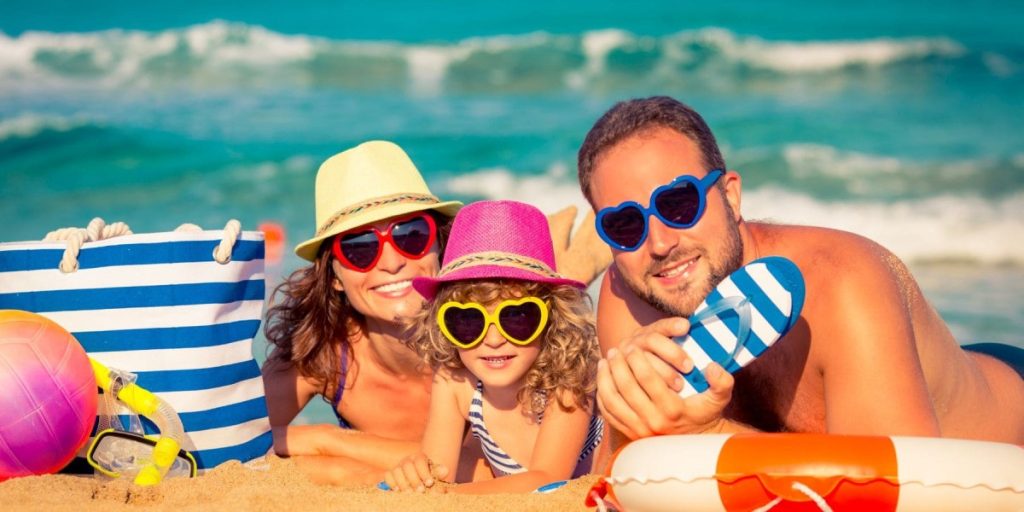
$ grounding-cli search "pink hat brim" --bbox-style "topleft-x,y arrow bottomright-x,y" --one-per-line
412,265 -> 585,301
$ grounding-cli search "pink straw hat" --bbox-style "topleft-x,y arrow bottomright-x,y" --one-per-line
413,200 -> 585,300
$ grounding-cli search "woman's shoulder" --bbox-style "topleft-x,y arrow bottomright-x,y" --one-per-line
260,352 -> 329,402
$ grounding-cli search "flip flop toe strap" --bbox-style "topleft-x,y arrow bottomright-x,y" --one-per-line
676,296 -> 752,395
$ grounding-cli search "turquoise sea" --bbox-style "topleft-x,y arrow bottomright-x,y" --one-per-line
2,1 -> 1022,423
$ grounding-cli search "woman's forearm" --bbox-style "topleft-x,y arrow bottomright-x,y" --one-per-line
273,424 -> 419,469
290,454 -> 387,486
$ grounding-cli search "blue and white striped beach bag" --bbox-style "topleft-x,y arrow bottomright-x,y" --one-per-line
0,220 -> 273,471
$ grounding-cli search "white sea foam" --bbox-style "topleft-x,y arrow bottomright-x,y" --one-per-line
0,21 -> 319,89
404,31 -> 566,94
404,45 -> 472,96
699,30 -> 966,72
0,114 -> 86,139
443,163 -> 1024,266
569,27 -> 961,82
0,23 -> 975,91
184,21 -> 315,65
784,143 -> 906,179
444,161 -> 590,215
744,187 -> 1024,265
566,28 -> 634,87
779,143 -> 1017,198
982,52 -> 1017,77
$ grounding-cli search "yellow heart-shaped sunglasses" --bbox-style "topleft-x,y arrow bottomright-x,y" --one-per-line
436,296 -> 549,349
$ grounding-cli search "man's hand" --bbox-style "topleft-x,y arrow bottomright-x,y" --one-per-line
596,317 -> 735,440
547,205 -> 612,286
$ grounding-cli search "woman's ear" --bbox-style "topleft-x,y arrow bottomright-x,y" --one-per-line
330,260 -> 345,292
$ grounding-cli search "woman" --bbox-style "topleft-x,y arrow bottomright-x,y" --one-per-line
261,141 -> 609,484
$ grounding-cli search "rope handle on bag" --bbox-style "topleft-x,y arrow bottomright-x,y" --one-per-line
43,217 -> 243,273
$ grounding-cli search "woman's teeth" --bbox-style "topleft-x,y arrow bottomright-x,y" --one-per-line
374,280 -> 411,293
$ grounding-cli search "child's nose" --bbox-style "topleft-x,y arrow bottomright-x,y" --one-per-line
481,322 -> 507,348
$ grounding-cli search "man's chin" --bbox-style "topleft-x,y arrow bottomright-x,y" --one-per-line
621,272 -> 705,318
649,295 -> 700,318
638,285 -> 703,318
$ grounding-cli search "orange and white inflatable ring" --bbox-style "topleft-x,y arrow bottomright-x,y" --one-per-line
587,434 -> 1024,511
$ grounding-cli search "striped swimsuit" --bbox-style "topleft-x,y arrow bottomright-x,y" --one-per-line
468,381 -> 603,477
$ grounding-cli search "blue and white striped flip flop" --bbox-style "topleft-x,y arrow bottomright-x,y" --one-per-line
533,480 -> 569,494
675,256 -> 805,397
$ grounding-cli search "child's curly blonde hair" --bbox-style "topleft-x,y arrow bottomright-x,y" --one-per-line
407,279 -> 598,417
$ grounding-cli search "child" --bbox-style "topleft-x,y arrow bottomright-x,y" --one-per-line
383,200 -> 604,493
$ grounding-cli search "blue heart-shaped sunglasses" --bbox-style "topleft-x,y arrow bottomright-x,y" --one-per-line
595,170 -> 724,251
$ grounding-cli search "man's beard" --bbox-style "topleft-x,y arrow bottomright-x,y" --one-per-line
623,208 -> 744,318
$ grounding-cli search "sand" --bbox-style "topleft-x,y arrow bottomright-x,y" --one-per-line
0,456 -> 601,511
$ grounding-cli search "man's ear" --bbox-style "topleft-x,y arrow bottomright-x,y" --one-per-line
722,170 -> 742,221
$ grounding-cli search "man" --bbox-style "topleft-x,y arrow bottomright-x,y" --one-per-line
579,96 -> 1024,446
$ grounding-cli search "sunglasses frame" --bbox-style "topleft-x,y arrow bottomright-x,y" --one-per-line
595,169 -> 725,251
436,296 -> 550,349
331,212 -> 437,272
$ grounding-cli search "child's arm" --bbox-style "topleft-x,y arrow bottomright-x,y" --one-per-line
451,393 -> 595,494
383,369 -> 467,491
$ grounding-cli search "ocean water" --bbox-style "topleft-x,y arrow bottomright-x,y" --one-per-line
2,1 -> 1022,423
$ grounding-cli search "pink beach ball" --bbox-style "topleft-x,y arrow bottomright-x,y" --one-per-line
0,310 -> 97,481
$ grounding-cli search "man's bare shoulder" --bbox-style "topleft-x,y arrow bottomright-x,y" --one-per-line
749,222 -> 915,344
747,223 -> 928,390
749,223 -> 898,280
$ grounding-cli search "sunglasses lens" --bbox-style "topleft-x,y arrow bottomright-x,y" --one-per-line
498,302 -> 544,342
442,307 -> 486,346
339,231 -> 380,270
654,181 -> 701,227
391,216 -> 433,257
601,207 -> 646,249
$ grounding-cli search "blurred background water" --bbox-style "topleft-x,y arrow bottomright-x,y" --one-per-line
2,0 -> 1021,423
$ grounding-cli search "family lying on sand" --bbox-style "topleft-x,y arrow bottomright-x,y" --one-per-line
261,96 -> 1024,493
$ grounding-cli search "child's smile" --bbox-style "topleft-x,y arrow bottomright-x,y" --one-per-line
460,322 -> 541,390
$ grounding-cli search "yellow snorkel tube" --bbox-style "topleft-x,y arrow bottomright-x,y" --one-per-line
88,358 -> 197,485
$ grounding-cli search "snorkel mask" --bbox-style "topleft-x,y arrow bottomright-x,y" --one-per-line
85,359 -> 197,485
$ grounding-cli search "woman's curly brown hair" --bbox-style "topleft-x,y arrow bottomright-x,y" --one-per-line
407,279 -> 599,417
265,211 -> 451,402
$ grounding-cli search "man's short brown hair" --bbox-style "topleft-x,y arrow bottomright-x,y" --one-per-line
577,96 -> 726,205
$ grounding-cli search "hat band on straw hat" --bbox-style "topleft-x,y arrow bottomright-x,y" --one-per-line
316,192 -> 443,236
439,251 -> 562,279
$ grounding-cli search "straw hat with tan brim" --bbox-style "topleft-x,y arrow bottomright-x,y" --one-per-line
294,141 -> 463,261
